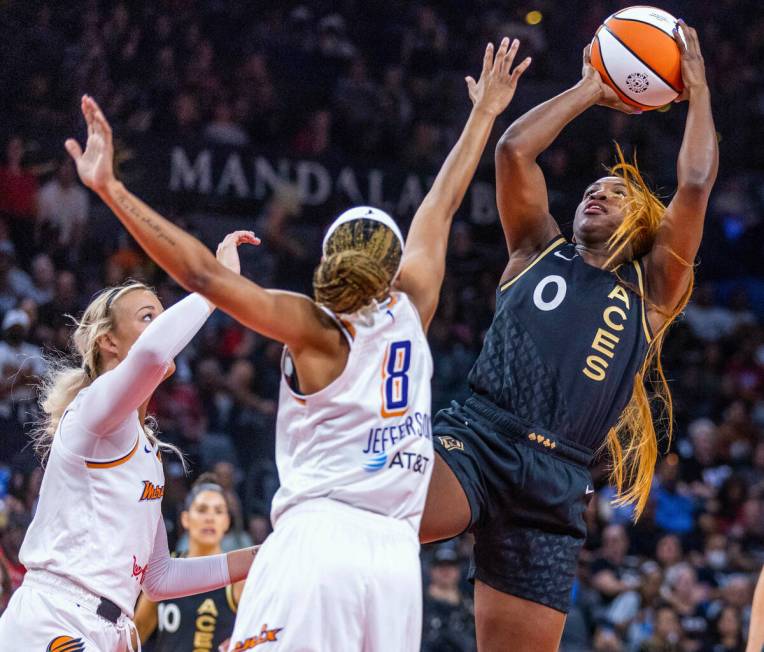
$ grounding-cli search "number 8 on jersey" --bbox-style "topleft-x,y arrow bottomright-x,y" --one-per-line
381,340 -> 411,417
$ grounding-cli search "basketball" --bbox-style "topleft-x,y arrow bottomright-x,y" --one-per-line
590,6 -> 684,110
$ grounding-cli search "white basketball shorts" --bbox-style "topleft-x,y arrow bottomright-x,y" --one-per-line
228,498 -> 422,652
0,570 -> 138,651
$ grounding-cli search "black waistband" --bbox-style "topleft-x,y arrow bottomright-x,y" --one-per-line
96,596 -> 122,624
464,394 -> 594,466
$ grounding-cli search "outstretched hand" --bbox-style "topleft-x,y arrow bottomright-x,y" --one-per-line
672,20 -> 707,102
466,37 -> 531,116
216,230 -> 261,275
581,44 -> 642,114
65,95 -> 116,193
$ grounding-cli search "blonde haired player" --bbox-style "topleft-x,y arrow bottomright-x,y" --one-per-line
65,38 -> 531,651
0,238 -> 258,651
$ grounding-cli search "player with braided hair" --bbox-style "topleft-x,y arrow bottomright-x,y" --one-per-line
65,37 -> 531,651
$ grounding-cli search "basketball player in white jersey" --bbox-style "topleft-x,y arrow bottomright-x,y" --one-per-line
64,37 -> 531,651
0,236 -> 259,651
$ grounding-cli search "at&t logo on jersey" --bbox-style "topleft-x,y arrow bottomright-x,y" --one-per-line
231,624 -> 284,650
362,410 -> 431,474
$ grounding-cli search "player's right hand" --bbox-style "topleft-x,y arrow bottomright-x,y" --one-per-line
216,230 -> 261,275
581,45 -> 642,114
65,95 -> 116,193
466,37 -> 531,117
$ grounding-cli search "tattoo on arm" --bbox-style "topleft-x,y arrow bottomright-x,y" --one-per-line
114,188 -> 177,246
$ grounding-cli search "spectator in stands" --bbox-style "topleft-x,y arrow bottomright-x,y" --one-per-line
0,512 -> 29,594
422,545 -> 475,652
638,604 -> 682,652
662,563 -> 710,647
704,605 -> 744,652
0,241 -> 34,314
36,159 -> 90,267
0,309 -> 46,461
0,137 -> 38,261
591,525 -> 639,606
27,253 -> 56,308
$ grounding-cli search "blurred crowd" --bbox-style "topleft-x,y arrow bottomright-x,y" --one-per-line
0,1 -> 763,650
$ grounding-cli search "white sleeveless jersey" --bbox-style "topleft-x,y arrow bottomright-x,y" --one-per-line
19,391 -> 165,616
271,292 -> 434,533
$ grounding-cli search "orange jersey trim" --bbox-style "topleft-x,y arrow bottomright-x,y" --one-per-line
339,319 -> 356,340
85,438 -> 139,469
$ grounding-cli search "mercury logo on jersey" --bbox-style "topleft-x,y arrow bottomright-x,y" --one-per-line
139,480 -> 164,501
231,625 -> 284,650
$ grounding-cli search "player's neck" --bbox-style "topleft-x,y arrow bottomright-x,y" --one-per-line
574,242 -> 623,270
188,541 -> 222,558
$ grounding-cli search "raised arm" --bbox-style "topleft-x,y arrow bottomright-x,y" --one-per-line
495,46 -> 638,261
644,21 -> 718,317
77,292 -> 212,437
65,97 -> 340,357
396,37 -> 530,329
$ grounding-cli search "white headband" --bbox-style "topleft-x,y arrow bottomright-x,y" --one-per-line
322,206 -> 405,256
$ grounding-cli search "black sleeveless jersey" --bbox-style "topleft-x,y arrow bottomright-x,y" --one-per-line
151,584 -> 237,652
467,236 -> 652,451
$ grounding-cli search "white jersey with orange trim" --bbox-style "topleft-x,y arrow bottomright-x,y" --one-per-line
271,291 -> 434,533
16,293 -> 231,622
19,404 -> 165,617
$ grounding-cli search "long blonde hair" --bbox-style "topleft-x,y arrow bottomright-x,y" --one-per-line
313,218 -> 402,314
33,281 -> 184,465
601,147 -> 693,519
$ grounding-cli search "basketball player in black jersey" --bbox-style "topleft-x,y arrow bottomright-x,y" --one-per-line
134,474 -> 245,651
420,21 -> 717,652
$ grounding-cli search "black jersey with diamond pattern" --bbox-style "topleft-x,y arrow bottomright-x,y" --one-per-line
467,237 -> 651,450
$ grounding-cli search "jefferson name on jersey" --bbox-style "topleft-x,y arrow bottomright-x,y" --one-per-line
361,411 -> 432,474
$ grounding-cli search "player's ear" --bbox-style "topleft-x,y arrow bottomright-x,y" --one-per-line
223,512 -> 231,533
96,332 -> 119,357
180,510 -> 190,531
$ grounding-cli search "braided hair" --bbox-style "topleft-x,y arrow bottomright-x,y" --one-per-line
313,218 -> 402,314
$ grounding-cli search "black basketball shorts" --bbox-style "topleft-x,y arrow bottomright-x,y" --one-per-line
432,394 -> 594,614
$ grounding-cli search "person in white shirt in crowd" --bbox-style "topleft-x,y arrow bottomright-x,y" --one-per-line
0,308 -> 46,421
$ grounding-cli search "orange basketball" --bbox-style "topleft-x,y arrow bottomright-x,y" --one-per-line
591,6 -> 684,111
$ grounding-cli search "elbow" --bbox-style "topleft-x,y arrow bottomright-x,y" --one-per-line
495,131 -> 532,162
677,173 -> 715,198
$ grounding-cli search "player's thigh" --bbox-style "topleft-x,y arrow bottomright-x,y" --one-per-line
474,580 -> 566,652
363,539 -> 422,652
231,517 -> 366,651
419,454 -> 471,544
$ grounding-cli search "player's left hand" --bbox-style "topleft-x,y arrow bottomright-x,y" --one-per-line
466,37 -> 531,116
673,20 -> 708,102
216,230 -> 261,275
65,95 -> 116,193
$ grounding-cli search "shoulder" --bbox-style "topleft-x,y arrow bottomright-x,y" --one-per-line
500,235 -> 569,290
